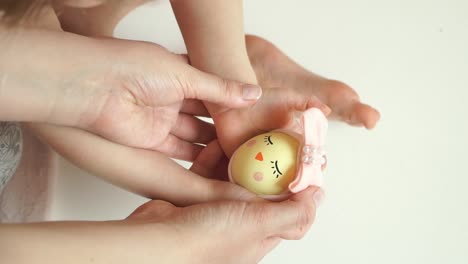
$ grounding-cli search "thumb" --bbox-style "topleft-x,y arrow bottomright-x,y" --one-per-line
253,187 -> 324,240
183,69 -> 263,108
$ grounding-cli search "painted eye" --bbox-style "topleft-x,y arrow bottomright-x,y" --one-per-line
264,135 -> 274,146
270,160 -> 283,178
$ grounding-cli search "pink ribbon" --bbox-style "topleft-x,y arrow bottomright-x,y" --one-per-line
288,108 -> 328,193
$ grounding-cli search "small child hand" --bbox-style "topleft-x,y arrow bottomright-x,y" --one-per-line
211,87 -> 331,158
246,35 -> 380,129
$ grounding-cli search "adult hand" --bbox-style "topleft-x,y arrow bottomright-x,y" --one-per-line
0,26 -> 262,161
127,186 -> 324,264
0,187 -> 322,264
79,39 -> 262,160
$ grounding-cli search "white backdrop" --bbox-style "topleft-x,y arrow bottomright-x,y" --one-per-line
50,0 -> 468,263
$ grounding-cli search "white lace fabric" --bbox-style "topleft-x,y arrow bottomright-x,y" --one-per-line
0,122 -> 23,194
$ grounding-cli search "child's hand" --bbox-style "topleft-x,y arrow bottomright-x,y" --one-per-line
29,123 -> 258,206
246,35 -> 380,129
210,87 -> 331,158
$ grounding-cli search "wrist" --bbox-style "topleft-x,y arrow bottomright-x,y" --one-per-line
0,26 -> 111,127
45,38 -> 121,130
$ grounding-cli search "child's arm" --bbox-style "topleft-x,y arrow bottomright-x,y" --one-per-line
171,1 -> 331,158
28,123 -> 255,206
171,0 -> 263,157
171,0 -> 257,86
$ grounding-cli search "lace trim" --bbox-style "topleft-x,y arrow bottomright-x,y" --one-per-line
0,122 -> 23,193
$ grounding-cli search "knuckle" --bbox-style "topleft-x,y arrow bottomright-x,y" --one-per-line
216,78 -> 232,97
175,74 -> 194,99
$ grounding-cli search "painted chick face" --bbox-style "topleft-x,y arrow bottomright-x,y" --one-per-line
229,132 -> 299,195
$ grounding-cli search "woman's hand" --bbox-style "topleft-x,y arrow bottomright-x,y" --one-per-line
0,25 -> 262,160
127,186 -> 323,264
0,187 -> 322,264
83,40 -> 262,160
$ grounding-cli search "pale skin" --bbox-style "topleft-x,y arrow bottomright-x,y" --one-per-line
63,0 -> 380,127
32,0 -> 381,199
1,0 -> 379,263
0,187 -> 323,264
171,0 -> 380,157
54,0 -> 380,157
0,22 -> 263,158
1,4 -> 310,264
18,2 -> 331,206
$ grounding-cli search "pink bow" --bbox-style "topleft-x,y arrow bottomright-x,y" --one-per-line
288,108 -> 328,193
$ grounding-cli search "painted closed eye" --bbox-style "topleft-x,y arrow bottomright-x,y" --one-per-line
264,135 -> 274,145
270,160 -> 283,178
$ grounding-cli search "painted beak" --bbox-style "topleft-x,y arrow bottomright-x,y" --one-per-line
255,152 -> 264,161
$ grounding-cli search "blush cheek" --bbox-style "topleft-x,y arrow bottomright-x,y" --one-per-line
253,172 -> 264,182
246,139 -> 257,147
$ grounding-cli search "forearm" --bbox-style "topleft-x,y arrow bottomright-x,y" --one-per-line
53,0 -> 147,37
28,123 -> 227,206
0,221 -> 183,264
171,0 -> 257,86
0,24 -> 110,127
171,0 -> 259,156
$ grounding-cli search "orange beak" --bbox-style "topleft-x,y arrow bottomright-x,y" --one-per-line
255,152 -> 263,161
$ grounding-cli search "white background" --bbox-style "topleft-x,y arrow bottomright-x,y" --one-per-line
49,0 -> 468,263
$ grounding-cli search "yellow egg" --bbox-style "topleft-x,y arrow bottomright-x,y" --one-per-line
230,132 -> 299,195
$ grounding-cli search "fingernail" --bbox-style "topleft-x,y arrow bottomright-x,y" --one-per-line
242,84 -> 262,100
312,189 -> 325,208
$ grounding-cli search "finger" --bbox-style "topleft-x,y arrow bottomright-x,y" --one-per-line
183,68 -> 263,108
155,134 -> 204,161
250,187 -> 324,240
350,102 -> 381,129
181,99 -> 211,117
331,100 -> 380,129
127,200 -> 177,221
210,155 -> 230,181
170,114 -> 216,144
317,80 -> 380,129
190,140 -> 226,179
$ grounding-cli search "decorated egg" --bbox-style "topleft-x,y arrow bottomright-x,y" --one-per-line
228,108 -> 328,199
229,131 -> 300,195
